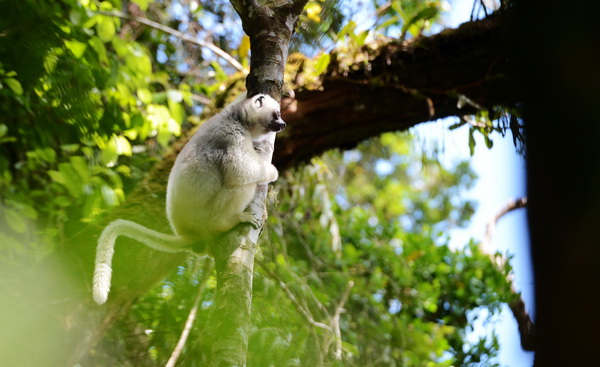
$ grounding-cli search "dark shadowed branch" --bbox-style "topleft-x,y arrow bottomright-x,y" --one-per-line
276,12 -> 516,169
480,197 -> 535,351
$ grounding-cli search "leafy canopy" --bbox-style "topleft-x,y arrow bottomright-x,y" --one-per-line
0,0 -> 514,366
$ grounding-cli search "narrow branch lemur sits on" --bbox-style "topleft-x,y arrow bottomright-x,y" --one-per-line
93,93 -> 286,304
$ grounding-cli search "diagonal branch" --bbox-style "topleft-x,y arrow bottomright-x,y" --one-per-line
257,259 -> 332,332
330,280 -> 354,360
482,197 -> 528,252
97,10 -> 245,72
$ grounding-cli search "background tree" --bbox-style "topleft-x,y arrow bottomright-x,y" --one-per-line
0,0 -> 547,366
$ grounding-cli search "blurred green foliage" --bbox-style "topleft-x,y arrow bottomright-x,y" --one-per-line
0,0 -> 515,366
119,134 -> 513,366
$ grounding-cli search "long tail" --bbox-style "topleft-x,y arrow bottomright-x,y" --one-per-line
93,219 -> 192,304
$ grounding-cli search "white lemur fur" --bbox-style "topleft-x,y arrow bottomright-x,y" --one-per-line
93,93 -> 286,304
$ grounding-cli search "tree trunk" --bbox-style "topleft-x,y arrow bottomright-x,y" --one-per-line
203,1 -> 309,366
514,0 -> 600,365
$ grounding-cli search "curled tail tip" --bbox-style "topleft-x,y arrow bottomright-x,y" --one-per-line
93,291 -> 108,305
93,263 -> 112,305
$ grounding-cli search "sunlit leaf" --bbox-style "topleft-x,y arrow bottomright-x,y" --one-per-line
313,53 -> 330,75
101,185 -> 118,206
238,35 -> 250,60
64,40 -> 87,58
96,16 -> 116,43
131,0 -> 150,11
305,1 -> 322,22
137,88 -> 153,104
4,78 -> 23,95
114,135 -> 132,156
101,139 -> 119,166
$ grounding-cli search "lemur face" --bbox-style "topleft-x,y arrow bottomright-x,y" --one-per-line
248,94 -> 286,134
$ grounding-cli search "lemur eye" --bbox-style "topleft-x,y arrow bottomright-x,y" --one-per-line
255,96 -> 264,108
272,111 -> 280,119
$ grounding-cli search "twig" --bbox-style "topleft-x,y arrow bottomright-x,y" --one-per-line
462,115 -> 489,129
165,260 -> 214,367
331,281 -> 354,360
97,10 -> 245,72
257,259 -> 332,332
482,197 -> 528,254
190,94 -> 212,105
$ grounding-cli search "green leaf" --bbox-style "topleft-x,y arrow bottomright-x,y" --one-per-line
4,208 -> 27,233
337,20 -> 357,39
137,88 -> 153,104
376,15 -> 401,31
64,40 -> 87,58
37,148 -> 56,163
116,165 -> 131,177
168,91 -> 185,124
210,61 -> 227,82
448,120 -> 465,130
4,78 -> 23,95
131,0 -> 150,11
101,139 -> 118,166
58,162 -> 84,197
341,341 -> 359,355
5,200 -> 37,220
484,135 -> 494,149
96,16 -> 116,43
89,36 -> 108,64
314,53 -> 330,75
354,31 -> 369,47
70,156 -> 90,181
238,35 -> 250,60
48,170 -> 66,185
401,5 -> 440,37
114,136 -> 132,156
468,128 -> 476,156
101,185 -> 118,206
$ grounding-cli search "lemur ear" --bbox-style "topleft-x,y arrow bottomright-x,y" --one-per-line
252,95 -> 265,109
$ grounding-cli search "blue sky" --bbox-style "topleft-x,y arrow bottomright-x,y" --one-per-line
399,5 -> 534,367
436,1 -> 535,366
414,117 -> 534,366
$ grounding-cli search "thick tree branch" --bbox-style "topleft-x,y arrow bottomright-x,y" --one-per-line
276,13 -> 515,169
